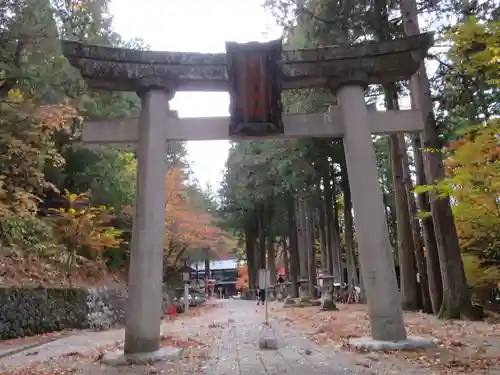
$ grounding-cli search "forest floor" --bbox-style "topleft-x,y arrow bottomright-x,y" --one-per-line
269,301 -> 500,374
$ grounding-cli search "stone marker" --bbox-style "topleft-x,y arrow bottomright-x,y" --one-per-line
258,323 -> 278,350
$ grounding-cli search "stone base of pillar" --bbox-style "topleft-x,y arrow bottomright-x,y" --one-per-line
297,278 -> 311,305
348,336 -> 434,351
276,285 -> 284,301
297,298 -> 313,307
101,347 -> 182,366
284,282 -> 293,298
283,296 -> 296,307
320,298 -> 338,311
267,285 -> 276,301
310,299 -> 322,307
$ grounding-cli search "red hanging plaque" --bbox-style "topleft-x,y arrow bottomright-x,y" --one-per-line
226,39 -> 284,137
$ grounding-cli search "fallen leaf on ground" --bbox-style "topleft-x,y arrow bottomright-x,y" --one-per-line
270,302 -> 500,374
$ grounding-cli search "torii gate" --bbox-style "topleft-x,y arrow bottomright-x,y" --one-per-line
62,33 -> 434,361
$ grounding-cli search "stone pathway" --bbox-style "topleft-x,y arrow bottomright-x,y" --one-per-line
204,300 -> 373,375
0,300 -> 404,374
0,331 -> 72,359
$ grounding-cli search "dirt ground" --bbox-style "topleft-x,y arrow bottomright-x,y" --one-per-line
0,255 -> 127,288
0,303 -> 225,375
269,301 -> 500,374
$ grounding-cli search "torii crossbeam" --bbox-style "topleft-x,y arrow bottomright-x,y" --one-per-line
81,105 -> 423,144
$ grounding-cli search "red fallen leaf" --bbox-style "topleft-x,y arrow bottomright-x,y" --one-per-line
60,351 -> 84,358
159,335 -> 205,349
345,334 -> 361,339
447,339 -> 464,347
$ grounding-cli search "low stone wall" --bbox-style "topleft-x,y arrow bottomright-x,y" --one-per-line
0,286 -> 172,339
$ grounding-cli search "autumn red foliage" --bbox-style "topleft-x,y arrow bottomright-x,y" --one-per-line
236,266 -> 249,290
164,168 -> 229,267
121,167 -> 228,268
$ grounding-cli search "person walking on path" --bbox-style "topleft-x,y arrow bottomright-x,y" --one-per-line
257,286 -> 266,306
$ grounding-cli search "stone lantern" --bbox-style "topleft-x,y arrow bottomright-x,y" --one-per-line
180,263 -> 192,313
283,281 -> 295,306
319,274 -> 337,311
297,277 -> 311,305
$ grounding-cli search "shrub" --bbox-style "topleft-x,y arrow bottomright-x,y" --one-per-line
49,190 -> 124,278
0,213 -> 53,253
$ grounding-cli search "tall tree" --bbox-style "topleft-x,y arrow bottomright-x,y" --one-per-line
400,0 -> 483,319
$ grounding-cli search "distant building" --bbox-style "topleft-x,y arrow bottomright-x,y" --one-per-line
189,258 -> 239,296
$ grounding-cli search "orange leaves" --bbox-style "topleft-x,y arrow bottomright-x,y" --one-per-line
442,120 -> 500,259
165,167 -> 185,218
236,266 -> 249,290
2,93 -> 76,135
122,166 -> 228,268
33,103 -> 78,132
49,191 -> 123,276
0,96 -> 76,216
163,167 -> 226,265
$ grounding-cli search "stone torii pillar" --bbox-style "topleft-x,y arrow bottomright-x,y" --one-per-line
332,76 -> 405,342
329,74 -> 433,350
124,81 -> 173,357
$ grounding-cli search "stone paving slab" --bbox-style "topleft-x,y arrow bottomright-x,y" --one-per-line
205,300 -> 373,375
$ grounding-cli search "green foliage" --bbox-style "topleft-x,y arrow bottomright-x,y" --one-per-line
435,17 -> 499,142
447,17 -> 500,87
0,213 -> 53,252
463,254 -> 500,289
62,148 -> 137,211
0,0 -> 497,297
415,119 -> 500,264
104,212 -> 133,269
463,253 -> 500,305
0,0 -> 219,286
446,120 -> 500,264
